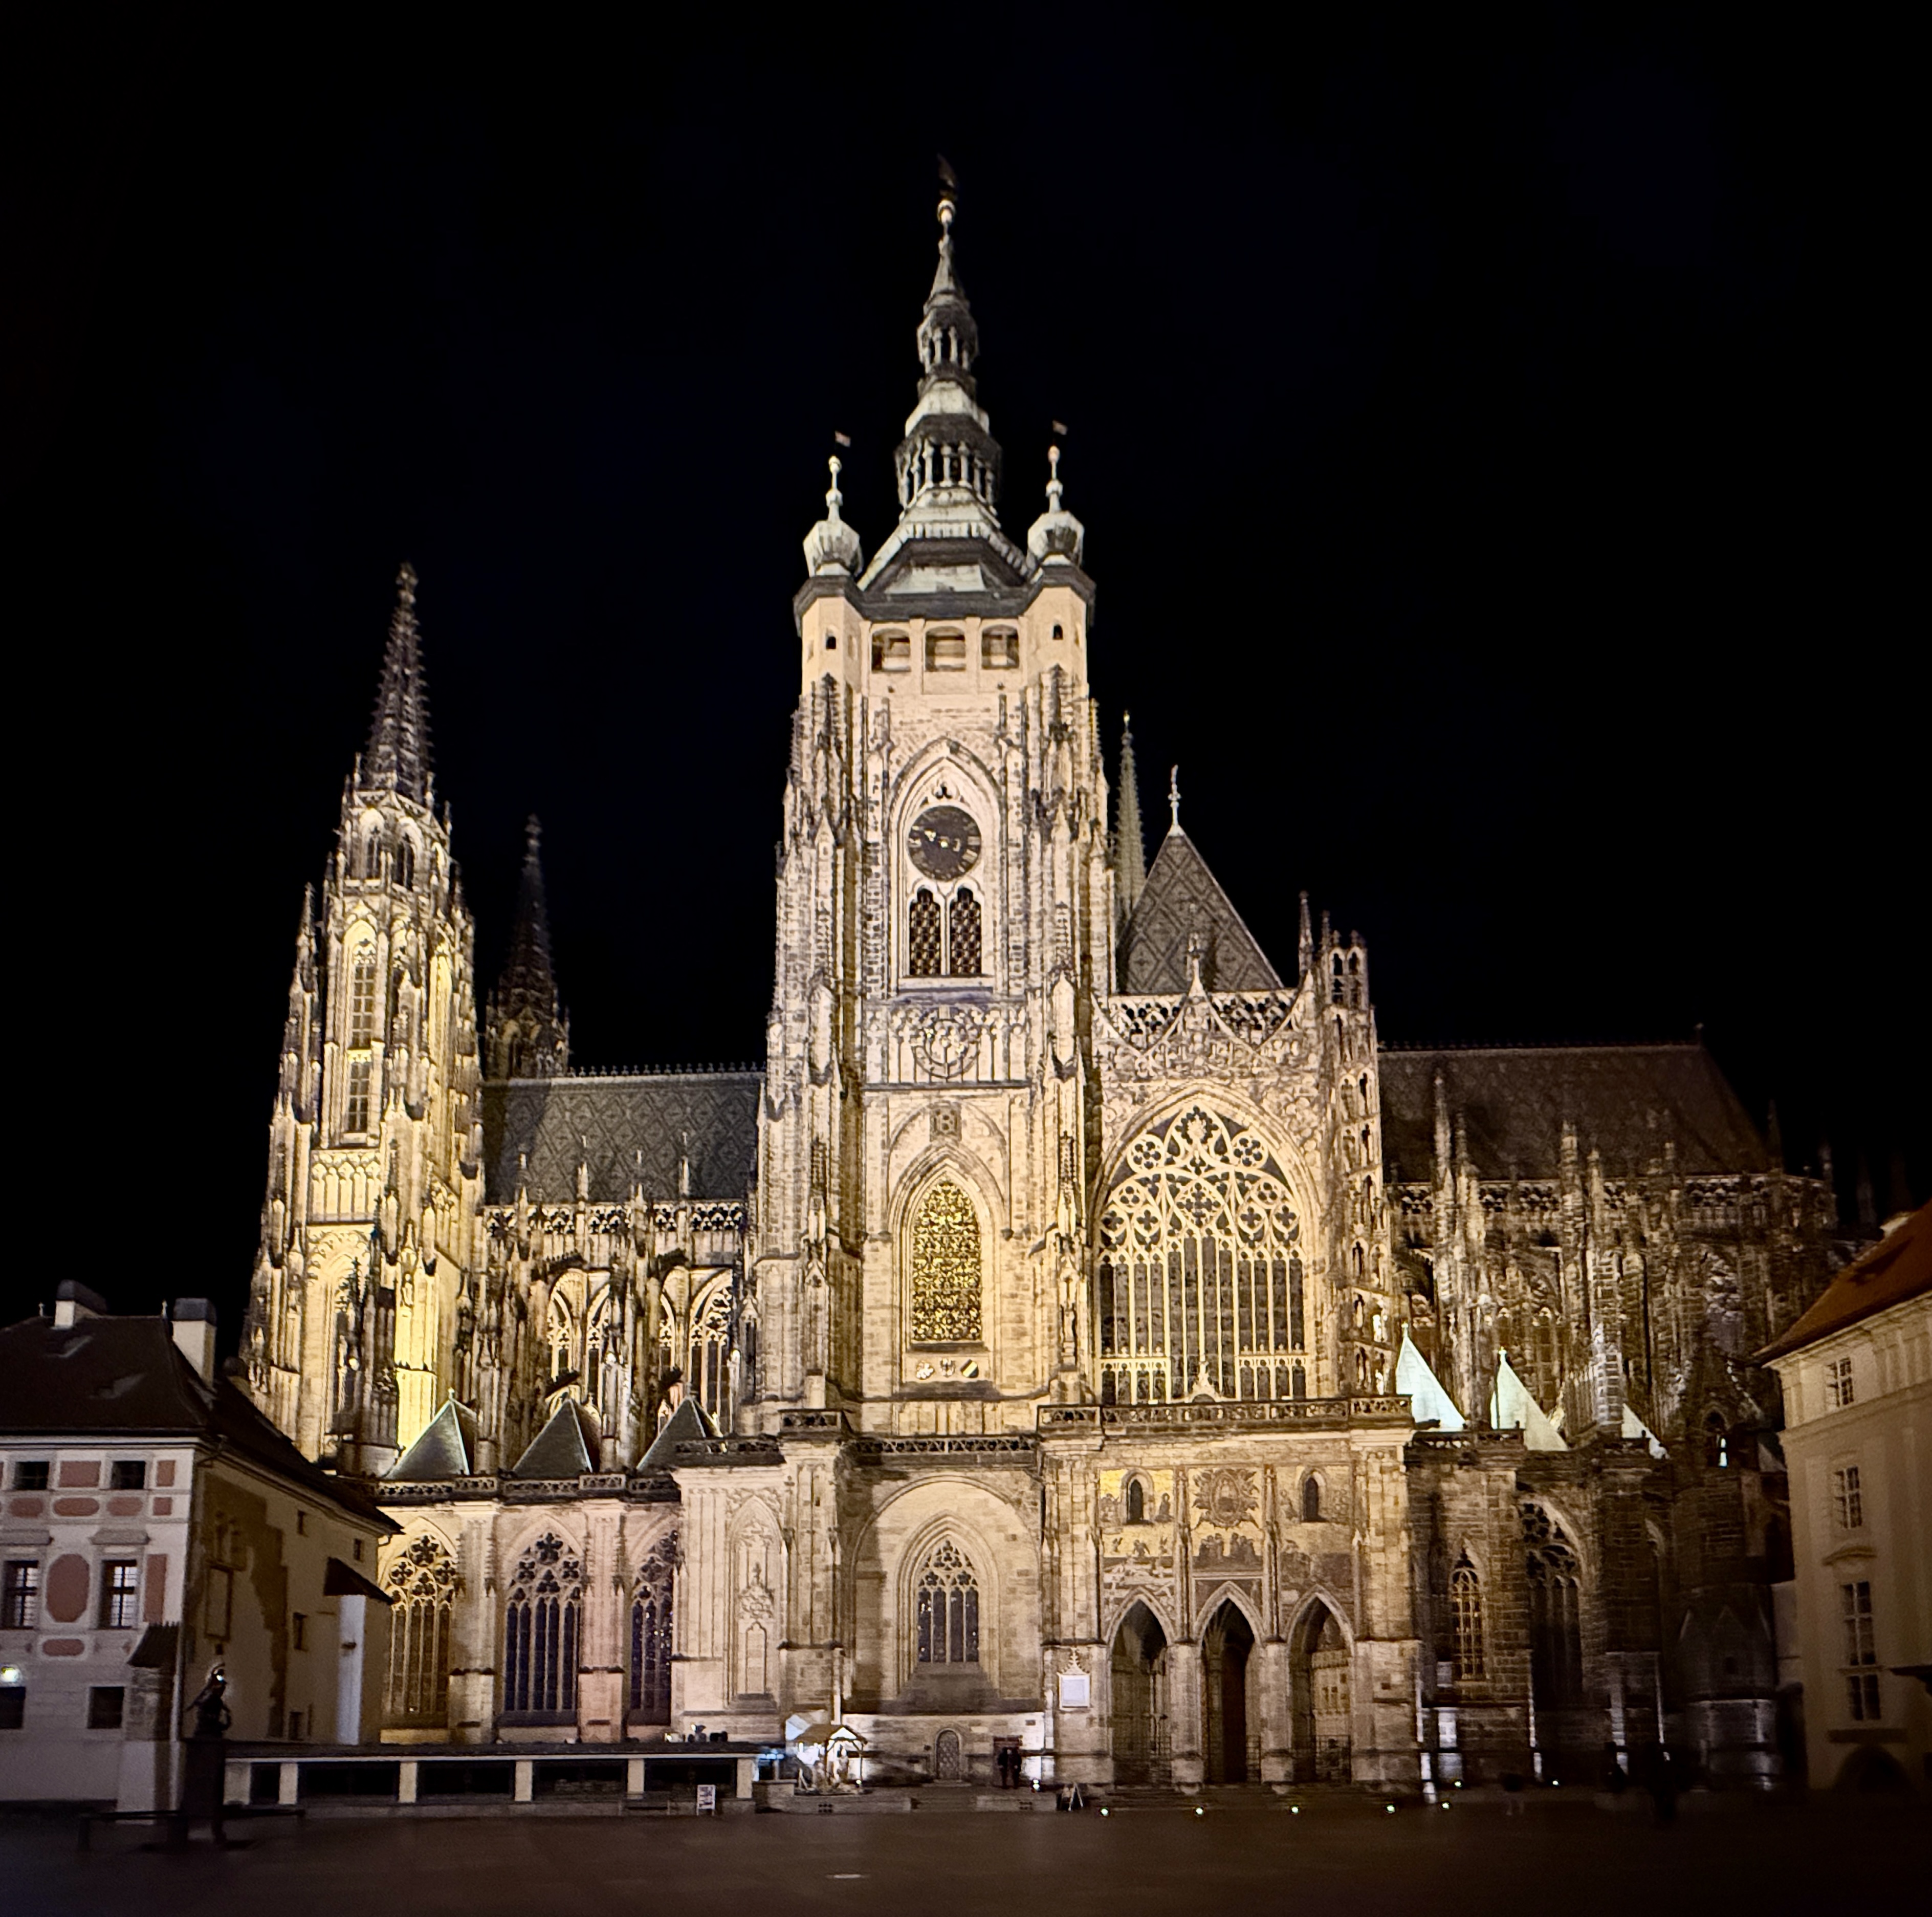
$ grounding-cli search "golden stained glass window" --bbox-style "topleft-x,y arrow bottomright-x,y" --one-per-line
911,1181 -> 981,1342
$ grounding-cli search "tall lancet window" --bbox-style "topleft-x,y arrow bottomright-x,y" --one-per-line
949,887 -> 981,976
909,888 -> 943,976
1450,1556 -> 1485,1682
349,955 -> 378,1045
504,1534 -> 582,1716
383,1534 -> 457,1728
910,1182 -> 981,1342
915,1539 -> 980,1666
628,1535 -> 676,1724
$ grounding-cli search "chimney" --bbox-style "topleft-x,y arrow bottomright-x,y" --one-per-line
52,1280 -> 107,1328
170,1299 -> 217,1380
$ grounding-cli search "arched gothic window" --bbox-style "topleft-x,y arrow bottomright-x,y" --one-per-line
504,1534 -> 582,1715
908,888 -> 943,976
349,955 -> 378,1047
1096,1107 -> 1304,1405
915,1539 -> 979,1667
1522,1503 -> 1583,1707
1302,1475 -> 1322,1523
1126,1477 -> 1146,1524
396,839 -> 415,888
1704,1412 -> 1729,1469
690,1284 -> 736,1424
949,887 -> 981,975
382,1534 -> 457,1727
1450,1556 -> 1485,1682
629,1535 -> 676,1723
910,1182 -> 981,1342
365,831 -> 381,878
1331,953 -> 1345,1003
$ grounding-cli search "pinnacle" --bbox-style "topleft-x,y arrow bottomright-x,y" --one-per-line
362,562 -> 433,804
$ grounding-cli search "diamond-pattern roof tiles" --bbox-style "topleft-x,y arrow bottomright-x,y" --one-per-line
1118,827 -> 1282,994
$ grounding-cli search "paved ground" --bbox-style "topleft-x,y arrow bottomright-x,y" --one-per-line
2,1794 -> 1923,1917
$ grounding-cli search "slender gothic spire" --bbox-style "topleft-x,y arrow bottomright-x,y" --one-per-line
362,563 -> 433,803
1115,713 -> 1147,921
486,816 -> 569,1079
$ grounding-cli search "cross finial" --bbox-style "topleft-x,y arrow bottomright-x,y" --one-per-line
1169,765 -> 1181,830
397,561 -> 417,607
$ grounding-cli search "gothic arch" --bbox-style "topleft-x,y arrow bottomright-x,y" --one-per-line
888,1504 -> 1002,1691
380,1526 -> 460,1729
888,746 -> 1005,988
728,1502 -> 784,1700
893,1157 -> 999,1355
1191,1579 -> 1265,1643
1101,1589 -> 1180,1648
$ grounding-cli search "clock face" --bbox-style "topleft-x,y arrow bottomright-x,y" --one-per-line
907,805 -> 981,881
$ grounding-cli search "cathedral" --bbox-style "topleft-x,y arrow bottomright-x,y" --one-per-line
240,190 -> 1844,1791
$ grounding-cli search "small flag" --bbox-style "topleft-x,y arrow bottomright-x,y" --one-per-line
1051,419 -> 1069,437
833,431 -> 851,448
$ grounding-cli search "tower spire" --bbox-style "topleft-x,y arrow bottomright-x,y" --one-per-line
1114,713 -> 1147,922
1168,765 -> 1182,834
487,816 -> 569,1079
362,562 -> 433,804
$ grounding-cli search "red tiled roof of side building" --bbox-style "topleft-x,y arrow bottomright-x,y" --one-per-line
1755,1203 -> 1931,1362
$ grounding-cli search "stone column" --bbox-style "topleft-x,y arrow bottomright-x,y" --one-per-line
1168,1642 -> 1204,1791
449,1513 -> 496,1746
579,1502 -> 625,1743
1256,1639 -> 1293,1784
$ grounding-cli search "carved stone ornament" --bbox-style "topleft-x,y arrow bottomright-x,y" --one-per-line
902,1003 -> 986,1080
1194,1467 -> 1259,1532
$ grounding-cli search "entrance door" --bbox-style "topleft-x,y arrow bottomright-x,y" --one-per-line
1291,1601 -> 1352,1782
933,1729 -> 963,1780
1202,1601 -> 1255,1784
1110,1602 -> 1169,1784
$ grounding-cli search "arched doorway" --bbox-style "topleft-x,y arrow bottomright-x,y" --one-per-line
1202,1601 -> 1255,1784
1291,1601 -> 1352,1782
1110,1602 -> 1169,1785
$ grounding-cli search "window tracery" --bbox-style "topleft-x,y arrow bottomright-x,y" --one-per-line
383,1534 -> 457,1727
915,1539 -> 979,1667
910,1182 -> 981,1342
348,955 -> 377,1047
1521,1502 -> 1583,1707
690,1284 -> 735,1423
504,1533 -> 581,1715
1096,1107 -> 1304,1404
1450,1556 -> 1485,1682
629,1535 -> 676,1722
908,889 -> 942,976
949,887 -> 981,976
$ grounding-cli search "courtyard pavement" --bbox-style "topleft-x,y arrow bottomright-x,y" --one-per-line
2,1793 -> 1922,1917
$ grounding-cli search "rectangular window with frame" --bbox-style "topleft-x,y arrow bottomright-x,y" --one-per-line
288,1710 -> 304,1741
345,1057 -> 372,1134
981,628 -> 1018,668
12,1462 -> 49,1492
99,1560 -> 140,1629
205,1564 -> 234,1640
925,630 -> 967,670
1832,1464 -> 1863,1531
2,1561 -> 39,1629
109,1459 -> 146,1491
871,632 -> 910,673
0,1687 -> 24,1729
1826,1356 -> 1855,1409
1840,1579 -> 1879,1720
292,1613 -> 308,1650
86,1686 -> 124,1730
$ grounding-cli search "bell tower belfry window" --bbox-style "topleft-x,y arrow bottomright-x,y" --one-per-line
903,801 -> 985,982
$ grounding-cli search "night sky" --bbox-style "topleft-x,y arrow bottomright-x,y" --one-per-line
13,11 -> 1923,1345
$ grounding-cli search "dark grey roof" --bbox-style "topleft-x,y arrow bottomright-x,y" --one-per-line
481,1071 -> 761,1204
0,1314 -> 393,1529
387,1398 -> 478,1481
1377,1043 -> 1769,1182
1118,827 -> 1282,994
638,1396 -> 721,1470
509,1397 -> 602,1477
362,566 -> 432,804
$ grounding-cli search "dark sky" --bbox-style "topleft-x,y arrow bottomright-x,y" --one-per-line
11,10 -> 1923,1343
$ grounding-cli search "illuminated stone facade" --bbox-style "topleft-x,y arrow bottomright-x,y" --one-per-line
238,199 -> 1850,1789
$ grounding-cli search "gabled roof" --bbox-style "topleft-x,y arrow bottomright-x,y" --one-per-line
1118,827 -> 1282,994
481,1070 -> 760,1205
1757,1204 -> 1930,1362
1490,1353 -> 1566,1450
1395,1328 -> 1465,1432
638,1395 -> 721,1471
509,1397 -> 603,1478
1377,1042 -> 1768,1181
387,1398 -> 479,1482
0,1314 -> 393,1530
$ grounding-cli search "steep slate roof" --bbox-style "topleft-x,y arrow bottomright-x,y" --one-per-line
509,1397 -> 603,1477
0,1314 -> 394,1530
387,1397 -> 479,1481
1757,1204 -> 1930,1361
637,1395 -> 722,1470
480,1071 -> 761,1204
1118,827 -> 1282,994
1377,1042 -> 1768,1181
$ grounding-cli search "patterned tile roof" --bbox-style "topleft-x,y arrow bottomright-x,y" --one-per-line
480,1070 -> 761,1204
1118,827 -> 1283,994
509,1396 -> 602,1477
1376,1042 -> 1769,1181
387,1397 -> 478,1481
